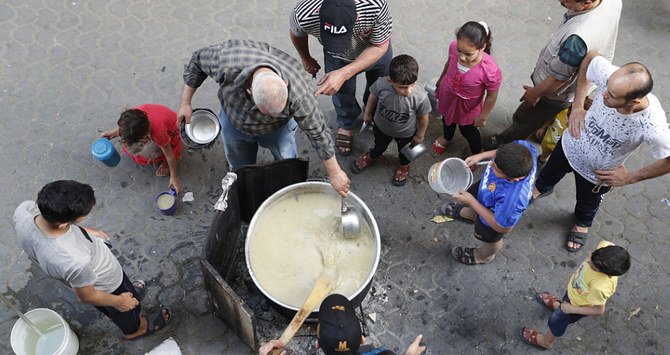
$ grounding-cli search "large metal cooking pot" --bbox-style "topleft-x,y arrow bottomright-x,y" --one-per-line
245,182 -> 380,316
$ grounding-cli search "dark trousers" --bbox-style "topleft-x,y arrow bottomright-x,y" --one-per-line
443,123 -> 481,154
535,139 -> 611,227
369,124 -> 413,166
95,272 -> 142,335
499,98 -> 571,144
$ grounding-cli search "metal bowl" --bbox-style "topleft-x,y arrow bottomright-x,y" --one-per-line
180,108 -> 220,148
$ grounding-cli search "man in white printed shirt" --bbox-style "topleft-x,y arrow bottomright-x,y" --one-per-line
532,51 -> 670,252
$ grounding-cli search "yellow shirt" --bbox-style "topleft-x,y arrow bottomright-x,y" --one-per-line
567,240 -> 618,306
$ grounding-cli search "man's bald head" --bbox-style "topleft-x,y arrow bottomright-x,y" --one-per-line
614,62 -> 653,102
251,70 -> 288,117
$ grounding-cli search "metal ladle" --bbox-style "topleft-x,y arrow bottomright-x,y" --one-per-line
341,196 -> 361,238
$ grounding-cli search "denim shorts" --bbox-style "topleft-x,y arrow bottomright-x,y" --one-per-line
547,293 -> 588,337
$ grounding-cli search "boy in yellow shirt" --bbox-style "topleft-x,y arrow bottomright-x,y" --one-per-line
520,240 -> 630,349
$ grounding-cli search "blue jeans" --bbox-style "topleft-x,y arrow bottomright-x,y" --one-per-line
547,293 -> 587,337
323,42 -> 393,130
219,108 -> 298,171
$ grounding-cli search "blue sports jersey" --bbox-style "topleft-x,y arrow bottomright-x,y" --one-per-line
477,140 -> 537,228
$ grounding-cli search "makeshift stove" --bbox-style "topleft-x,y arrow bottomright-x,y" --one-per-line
199,159 -> 371,352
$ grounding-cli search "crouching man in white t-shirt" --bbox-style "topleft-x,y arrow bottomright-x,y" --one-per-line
13,180 -> 172,339
532,51 -> 670,252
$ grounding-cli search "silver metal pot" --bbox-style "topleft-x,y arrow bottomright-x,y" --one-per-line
400,142 -> 427,161
245,182 -> 380,313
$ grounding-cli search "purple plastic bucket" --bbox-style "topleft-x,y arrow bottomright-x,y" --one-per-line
154,188 -> 177,215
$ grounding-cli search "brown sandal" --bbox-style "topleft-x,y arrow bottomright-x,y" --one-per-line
351,153 -> 376,173
392,164 -> 410,186
537,292 -> 561,311
335,132 -> 354,156
519,327 -> 548,350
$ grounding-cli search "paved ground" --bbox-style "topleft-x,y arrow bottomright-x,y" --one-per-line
1,0 -> 669,354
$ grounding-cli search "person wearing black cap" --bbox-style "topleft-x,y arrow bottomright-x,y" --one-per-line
290,0 -> 393,156
259,294 -> 426,355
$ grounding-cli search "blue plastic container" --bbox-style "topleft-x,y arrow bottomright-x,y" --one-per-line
154,188 -> 177,216
91,138 -> 121,167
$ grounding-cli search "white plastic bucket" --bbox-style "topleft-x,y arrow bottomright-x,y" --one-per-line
428,158 -> 473,195
10,308 -> 79,355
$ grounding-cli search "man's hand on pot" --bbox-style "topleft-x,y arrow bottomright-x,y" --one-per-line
329,169 -> 350,197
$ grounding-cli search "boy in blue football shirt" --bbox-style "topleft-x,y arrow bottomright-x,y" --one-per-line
441,141 -> 537,265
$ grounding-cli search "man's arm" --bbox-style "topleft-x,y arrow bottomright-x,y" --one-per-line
520,76 -> 567,106
177,84 -> 197,126
289,32 -> 321,76
315,42 -> 389,96
595,156 -> 670,187
73,285 -> 138,312
568,50 -> 601,139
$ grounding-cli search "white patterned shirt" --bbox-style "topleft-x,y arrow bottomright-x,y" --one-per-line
562,56 -> 670,184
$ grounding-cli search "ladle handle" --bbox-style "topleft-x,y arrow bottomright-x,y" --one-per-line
0,293 -> 44,336
272,270 -> 336,354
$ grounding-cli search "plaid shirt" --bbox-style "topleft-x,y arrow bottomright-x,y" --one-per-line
183,39 -> 334,160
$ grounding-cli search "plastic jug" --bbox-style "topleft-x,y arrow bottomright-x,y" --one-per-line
91,138 -> 121,167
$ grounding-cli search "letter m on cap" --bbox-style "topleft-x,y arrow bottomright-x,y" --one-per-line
337,341 -> 350,351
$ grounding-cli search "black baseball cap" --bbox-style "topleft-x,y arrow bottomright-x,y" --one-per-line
319,0 -> 356,54
317,294 -> 362,354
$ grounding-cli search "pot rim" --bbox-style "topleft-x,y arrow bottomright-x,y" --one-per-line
245,182 -> 380,312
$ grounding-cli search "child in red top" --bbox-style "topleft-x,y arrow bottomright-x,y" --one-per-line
432,21 -> 502,157
102,104 -> 182,193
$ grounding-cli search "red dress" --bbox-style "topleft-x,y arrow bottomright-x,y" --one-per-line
122,104 -> 182,166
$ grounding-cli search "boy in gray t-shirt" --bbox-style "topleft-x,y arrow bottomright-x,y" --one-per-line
13,180 -> 171,339
351,54 -> 431,186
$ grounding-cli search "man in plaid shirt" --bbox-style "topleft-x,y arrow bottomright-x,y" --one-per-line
178,39 -> 349,195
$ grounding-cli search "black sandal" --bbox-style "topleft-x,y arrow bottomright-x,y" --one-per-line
128,306 -> 172,341
566,230 -> 587,252
440,202 -> 474,224
451,247 -> 479,265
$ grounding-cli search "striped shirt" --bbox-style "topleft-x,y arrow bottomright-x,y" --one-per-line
290,0 -> 393,61
183,39 -> 334,161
